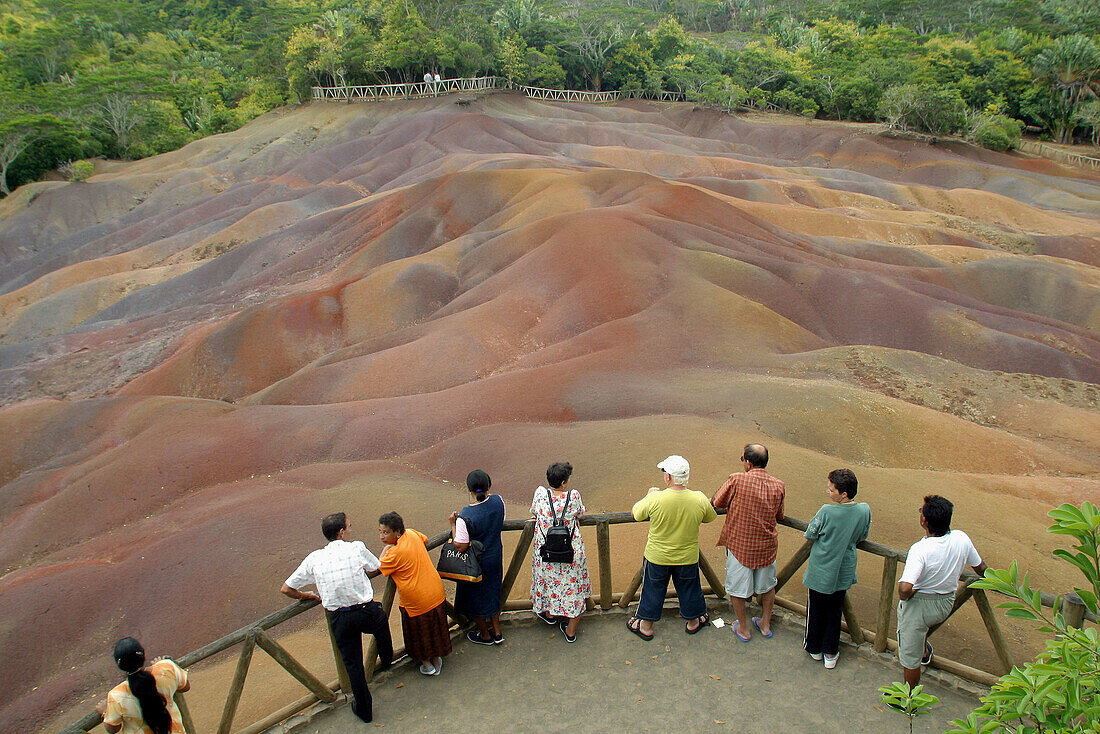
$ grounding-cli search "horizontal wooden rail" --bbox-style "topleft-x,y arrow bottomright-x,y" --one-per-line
60,505 -> 1093,734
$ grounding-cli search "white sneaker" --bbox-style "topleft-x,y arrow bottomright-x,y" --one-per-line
807,651 -> 823,661
823,653 -> 839,669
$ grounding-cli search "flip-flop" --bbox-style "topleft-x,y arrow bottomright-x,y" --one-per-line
733,620 -> 751,642
627,617 -> 654,641
686,612 -> 709,634
752,617 -> 774,638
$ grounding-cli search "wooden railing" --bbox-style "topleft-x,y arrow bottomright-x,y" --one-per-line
1018,140 -> 1100,171
61,510 -> 1096,734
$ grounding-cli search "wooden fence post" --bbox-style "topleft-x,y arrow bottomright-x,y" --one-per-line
929,585 -> 975,635
501,520 -> 535,602
1063,592 -> 1087,629
618,562 -> 645,609
364,578 -> 397,681
443,599 -> 468,627
841,593 -> 865,645
697,553 -> 726,600
325,609 -> 352,695
775,539 -> 814,593
174,691 -> 197,734
253,628 -> 337,703
597,521 -> 613,609
875,556 -> 898,653
972,589 -> 1014,674
379,576 -> 397,615
217,630 -> 257,734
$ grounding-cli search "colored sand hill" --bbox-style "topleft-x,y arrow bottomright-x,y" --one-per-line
0,96 -> 1097,731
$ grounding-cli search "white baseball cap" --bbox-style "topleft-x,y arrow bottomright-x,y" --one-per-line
657,455 -> 690,479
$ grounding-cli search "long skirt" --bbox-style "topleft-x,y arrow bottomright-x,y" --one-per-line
400,603 -> 452,662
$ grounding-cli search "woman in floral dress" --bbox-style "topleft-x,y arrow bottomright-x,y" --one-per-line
530,461 -> 591,642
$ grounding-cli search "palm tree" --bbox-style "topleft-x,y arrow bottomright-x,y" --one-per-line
1032,34 -> 1100,143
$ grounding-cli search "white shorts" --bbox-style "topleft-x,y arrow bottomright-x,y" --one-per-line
724,550 -> 777,598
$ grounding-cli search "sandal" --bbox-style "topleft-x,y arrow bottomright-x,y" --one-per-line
733,620 -> 751,642
627,616 -> 654,641
752,617 -> 773,638
686,612 -> 709,634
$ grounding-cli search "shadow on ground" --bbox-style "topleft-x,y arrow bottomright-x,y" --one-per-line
286,607 -> 982,733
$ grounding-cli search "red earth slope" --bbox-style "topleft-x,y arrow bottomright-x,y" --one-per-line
0,96 -> 1097,730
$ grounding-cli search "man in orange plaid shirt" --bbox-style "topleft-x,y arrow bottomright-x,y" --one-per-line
711,444 -> 786,642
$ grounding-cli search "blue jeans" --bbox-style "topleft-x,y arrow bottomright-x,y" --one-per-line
636,559 -> 706,621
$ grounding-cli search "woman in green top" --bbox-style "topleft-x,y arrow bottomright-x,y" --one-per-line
802,468 -> 871,669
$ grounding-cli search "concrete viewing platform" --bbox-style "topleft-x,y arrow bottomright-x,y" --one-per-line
275,607 -> 983,733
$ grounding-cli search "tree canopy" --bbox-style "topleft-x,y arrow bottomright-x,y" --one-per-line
1,0 -> 1098,194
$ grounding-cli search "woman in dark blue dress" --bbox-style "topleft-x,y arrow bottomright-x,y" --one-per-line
449,469 -> 506,645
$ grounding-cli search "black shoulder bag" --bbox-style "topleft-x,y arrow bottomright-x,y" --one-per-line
437,513 -> 484,582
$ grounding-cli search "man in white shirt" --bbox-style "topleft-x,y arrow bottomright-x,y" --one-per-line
896,495 -> 987,687
282,512 -> 393,723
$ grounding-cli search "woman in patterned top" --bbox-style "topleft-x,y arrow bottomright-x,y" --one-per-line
529,461 -> 591,642
96,637 -> 190,734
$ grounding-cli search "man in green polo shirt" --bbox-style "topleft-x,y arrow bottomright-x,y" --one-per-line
627,455 -> 718,641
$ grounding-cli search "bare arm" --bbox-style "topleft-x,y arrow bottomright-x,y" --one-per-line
972,561 -> 988,577
281,583 -> 320,603
897,581 -> 915,601
449,512 -> 470,552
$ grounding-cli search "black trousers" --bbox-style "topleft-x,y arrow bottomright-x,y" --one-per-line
329,601 -> 394,722
805,588 -> 846,656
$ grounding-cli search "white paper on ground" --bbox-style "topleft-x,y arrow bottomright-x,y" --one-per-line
712,617 -> 726,628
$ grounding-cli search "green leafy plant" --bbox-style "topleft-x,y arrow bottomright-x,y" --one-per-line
947,502 -> 1100,734
879,681 -> 940,733
68,160 -> 94,182
969,111 -> 1022,151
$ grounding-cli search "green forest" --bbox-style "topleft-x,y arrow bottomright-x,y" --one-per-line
2,0 -> 1099,195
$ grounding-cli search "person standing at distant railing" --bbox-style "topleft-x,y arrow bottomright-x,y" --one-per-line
378,512 -> 451,676
711,443 -> 786,643
627,455 -> 717,641
802,469 -> 871,670
530,461 -> 591,642
896,495 -> 987,689
450,469 -> 506,645
96,637 -> 190,734
433,72 -> 442,94
281,512 -> 393,724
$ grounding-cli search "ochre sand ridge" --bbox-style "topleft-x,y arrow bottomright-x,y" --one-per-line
0,95 -> 1098,731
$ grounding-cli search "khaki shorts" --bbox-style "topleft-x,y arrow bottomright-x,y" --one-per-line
896,592 -> 954,669
724,550 -> 777,598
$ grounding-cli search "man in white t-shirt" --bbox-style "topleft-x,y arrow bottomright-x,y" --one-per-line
896,495 -> 987,687
282,512 -> 393,723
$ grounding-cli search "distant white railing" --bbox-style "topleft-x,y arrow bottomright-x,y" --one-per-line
311,76 -> 693,106
521,85 -> 620,103
1017,140 -> 1100,171
312,75 -> 503,101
